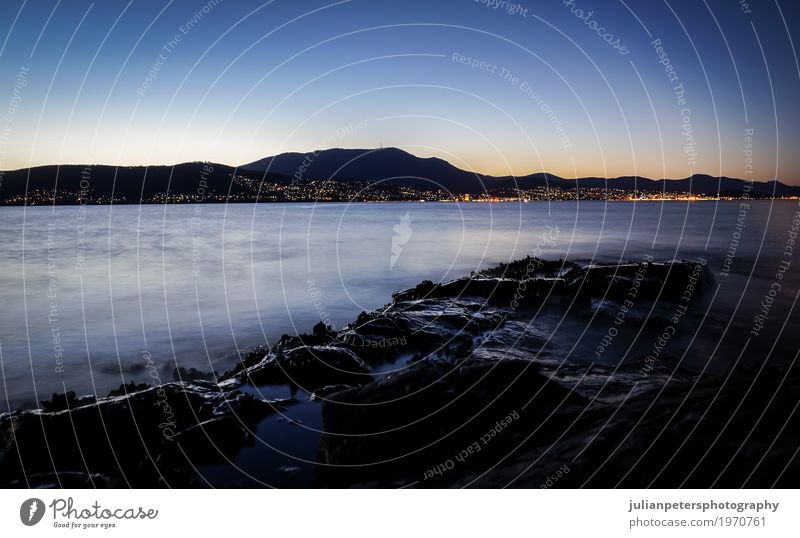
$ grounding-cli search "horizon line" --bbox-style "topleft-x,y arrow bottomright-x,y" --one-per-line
0,146 -> 783,185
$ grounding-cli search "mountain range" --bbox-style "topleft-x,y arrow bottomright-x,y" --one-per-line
244,147 -> 798,196
1,147 -> 796,204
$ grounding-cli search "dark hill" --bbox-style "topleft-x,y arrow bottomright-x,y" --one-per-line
0,163 -> 290,203
2,148 -> 797,203
244,147 -> 799,196
244,147 -> 488,193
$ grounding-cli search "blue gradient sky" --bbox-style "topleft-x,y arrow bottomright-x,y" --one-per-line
0,0 -> 798,182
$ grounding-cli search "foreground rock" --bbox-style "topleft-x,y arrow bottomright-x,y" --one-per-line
7,257 -> 791,488
0,382 -> 279,487
242,345 -> 372,390
317,358 -> 587,486
312,256 -> 789,487
316,353 -> 800,487
444,362 -> 800,488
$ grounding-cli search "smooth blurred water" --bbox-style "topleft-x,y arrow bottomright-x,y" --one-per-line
1,200 -> 798,409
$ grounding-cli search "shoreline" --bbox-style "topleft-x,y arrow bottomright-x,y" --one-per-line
3,256 -> 796,488
2,197 -> 797,208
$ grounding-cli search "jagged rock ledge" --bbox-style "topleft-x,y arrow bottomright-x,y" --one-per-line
2,257 -> 796,487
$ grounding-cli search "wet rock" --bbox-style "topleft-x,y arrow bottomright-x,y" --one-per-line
278,465 -> 302,477
391,279 -> 436,301
172,367 -> 217,382
408,354 -> 426,364
243,345 -> 373,391
0,257 -> 730,489
312,321 -> 335,341
3,472 -> 119,488
477,257 -> 575,280
563,259 -> 712,302
309,384 -> 353,400
391,259 -> 712,310
107,382 -> 149,398
0,382 -> 276,487
271,323 -> 336,355
227,347 -> 270,376
337,298 -> 506,362
164,416 -> 254,465
393,277 -> 529,305
40,391 -> 96,412
317,358 -> 586,486
445,364 -> 800,488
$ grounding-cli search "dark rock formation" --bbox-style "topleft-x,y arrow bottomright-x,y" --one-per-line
172,367 -> 217,382
40,391 -> 97,412
0,382 -> 278,487
242,346 -> 372,391
7,257 -> 789,489
317,358 -> 586,486
106,382 -> 149,398
445,362 -> 800,488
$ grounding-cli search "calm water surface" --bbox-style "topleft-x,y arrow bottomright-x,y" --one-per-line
1,200 -> 798,410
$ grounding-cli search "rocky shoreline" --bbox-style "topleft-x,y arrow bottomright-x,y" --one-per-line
2,257 -> 797,488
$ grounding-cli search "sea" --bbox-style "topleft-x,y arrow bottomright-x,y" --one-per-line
1,200 -> 798,411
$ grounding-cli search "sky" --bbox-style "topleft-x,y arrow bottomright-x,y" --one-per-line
0,0 -> 798,182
